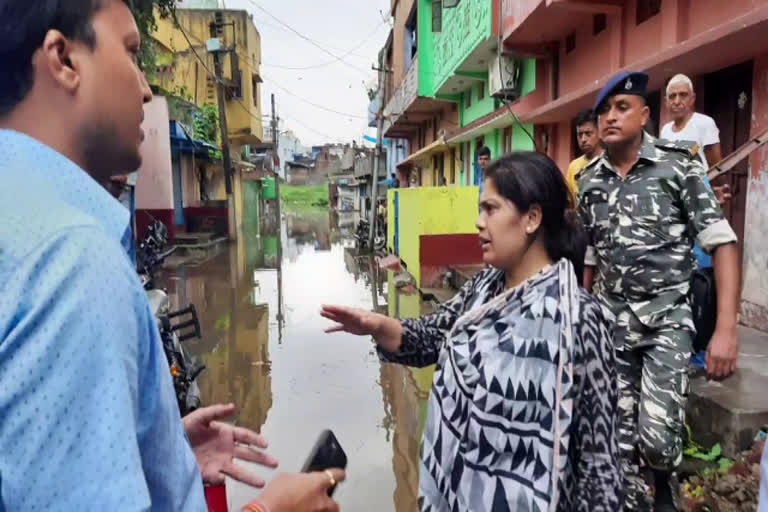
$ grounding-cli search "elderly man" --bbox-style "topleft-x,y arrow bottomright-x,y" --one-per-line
661,74 -> 721,167
579,71 -> 740,511
661,74 -> 732,286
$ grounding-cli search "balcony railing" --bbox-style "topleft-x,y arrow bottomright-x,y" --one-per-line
382,56 -> 419,135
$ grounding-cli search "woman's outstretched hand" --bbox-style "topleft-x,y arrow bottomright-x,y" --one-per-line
320,305 -> 403,353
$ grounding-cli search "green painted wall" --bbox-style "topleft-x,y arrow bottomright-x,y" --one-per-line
512,123 -> 536,152
462,81 -> 497,126
520,58 -> 537,97
431,0 -> 493,96
417,0 -> 435,98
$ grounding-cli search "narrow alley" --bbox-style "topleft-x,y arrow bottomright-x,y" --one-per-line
158,210 -> 430,511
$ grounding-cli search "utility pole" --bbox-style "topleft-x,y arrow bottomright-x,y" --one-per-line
271,93 -> 284,338
369,63 -> 386,250
271,93 -> 282,266
209,20 -> 237,242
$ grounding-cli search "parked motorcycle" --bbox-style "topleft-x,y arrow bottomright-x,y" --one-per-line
137,220 -> 205,416
354,218 -> 386,251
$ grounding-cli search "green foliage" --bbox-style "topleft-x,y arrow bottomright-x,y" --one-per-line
193,104 -> 219,146
281,185 -> 330,212
131,0 -> 176,79
685,442 -> 722,462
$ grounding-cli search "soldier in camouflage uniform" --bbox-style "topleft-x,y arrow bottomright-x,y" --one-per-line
577,71 -> 741,511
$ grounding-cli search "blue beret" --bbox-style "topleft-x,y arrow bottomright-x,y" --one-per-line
593,71 -> 649,111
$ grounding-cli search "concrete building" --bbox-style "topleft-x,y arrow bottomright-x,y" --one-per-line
152,8 -> 263,148
375,0 -> 538,288
264,121 -> 310,182
140,7 -> 264,238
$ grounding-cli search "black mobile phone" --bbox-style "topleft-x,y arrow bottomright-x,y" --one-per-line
301,429 -> 348,496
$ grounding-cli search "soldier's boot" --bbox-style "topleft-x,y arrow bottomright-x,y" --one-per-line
653,470 -> 679,511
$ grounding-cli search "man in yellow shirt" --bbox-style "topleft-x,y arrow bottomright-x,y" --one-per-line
566,109 -> 603,204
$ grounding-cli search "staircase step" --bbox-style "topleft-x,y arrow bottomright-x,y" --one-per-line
687,326 -> 768,457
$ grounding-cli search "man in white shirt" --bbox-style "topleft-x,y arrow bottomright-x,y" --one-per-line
661,74 -> 732,273
661,74 -> 722,168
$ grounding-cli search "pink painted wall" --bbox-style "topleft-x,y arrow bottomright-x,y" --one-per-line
135,96 -> 174,210
558,14 -> 616,94
737,54 -> 768,329
552,121 -> 572,173
686,0 -> 758,40
622,0 -> 663,67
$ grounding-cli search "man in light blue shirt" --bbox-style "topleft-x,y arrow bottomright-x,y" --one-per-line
0,1 -> 343,510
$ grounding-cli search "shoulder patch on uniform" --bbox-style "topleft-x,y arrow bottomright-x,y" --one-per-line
655,138 -> 700,158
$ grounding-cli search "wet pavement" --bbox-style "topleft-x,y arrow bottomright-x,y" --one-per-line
158,208 -> 434,511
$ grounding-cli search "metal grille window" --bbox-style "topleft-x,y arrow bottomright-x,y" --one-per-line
593,13 -> 607,35
565,33 -> 576,54
432,0 -> 442,32
637,0 -> 662,25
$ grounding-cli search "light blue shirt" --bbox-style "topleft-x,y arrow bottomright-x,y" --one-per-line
0,130 -> 205,510
761,439 -> 768,510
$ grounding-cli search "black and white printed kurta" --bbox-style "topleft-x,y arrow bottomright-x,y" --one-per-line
379,260 -> 622,511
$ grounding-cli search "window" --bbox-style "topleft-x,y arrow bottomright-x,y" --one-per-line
431,0 -> 442,32
252,74 -> 262,108
478,82 -> 485,101
466,90 -> 472,108
503,126 -> 513,153
636,0 -> 661,25
593,13 -> 607,35
565,33 -> 576,54
226,52 -> 243,100
405,5 -> 418,63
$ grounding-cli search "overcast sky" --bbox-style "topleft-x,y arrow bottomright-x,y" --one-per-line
222,0 -> 392,147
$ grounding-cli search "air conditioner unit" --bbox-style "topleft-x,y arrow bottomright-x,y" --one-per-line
488,55 -> 521,101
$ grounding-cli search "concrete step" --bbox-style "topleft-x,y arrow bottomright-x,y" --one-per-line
687,326 -> 768,457
173,231 -> 215,245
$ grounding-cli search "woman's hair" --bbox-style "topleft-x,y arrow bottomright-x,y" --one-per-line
484,151 -> 587,281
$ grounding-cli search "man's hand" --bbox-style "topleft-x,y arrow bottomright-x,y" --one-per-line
712,184 -> 732,206
706,324 -> 739,380
249,470 -> 346,512
183,403 -> 278,488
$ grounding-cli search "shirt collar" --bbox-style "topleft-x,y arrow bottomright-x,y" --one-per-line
0,129 -> 130,243
593,131 -> 658,176
638,131 -> 659,162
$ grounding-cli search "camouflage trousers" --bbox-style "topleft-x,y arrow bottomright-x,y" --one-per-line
615,311 -> 692,511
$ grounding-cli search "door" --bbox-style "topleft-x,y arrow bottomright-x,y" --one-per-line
473,136 -> 485,186
702,61 -> 752,256
171,151 -> 185,227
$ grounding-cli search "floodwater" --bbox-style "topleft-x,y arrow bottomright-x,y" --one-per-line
159,208 -> 435,511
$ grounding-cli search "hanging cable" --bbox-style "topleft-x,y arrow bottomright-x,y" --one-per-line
261,19 -> 387,71
496,8 -> 537,150
244,0 -> 373,76
172,18 -> 355,141
173,18 -> 368,121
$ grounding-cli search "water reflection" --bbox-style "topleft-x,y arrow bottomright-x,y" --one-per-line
160,206 -> 435,511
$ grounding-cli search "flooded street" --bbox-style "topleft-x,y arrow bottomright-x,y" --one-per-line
159,209 -> 433,511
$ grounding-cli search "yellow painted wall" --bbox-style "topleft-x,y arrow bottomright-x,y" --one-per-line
152,9 -> 263,145
387,186 -> 479,287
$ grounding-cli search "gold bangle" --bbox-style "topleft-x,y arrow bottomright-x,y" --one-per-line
243,503 -> 267,512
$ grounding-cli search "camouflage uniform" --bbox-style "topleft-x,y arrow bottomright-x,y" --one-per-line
577,134 -> 737,510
